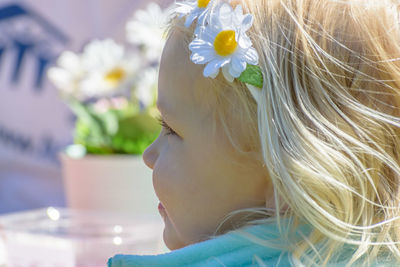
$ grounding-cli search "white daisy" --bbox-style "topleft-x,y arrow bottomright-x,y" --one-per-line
79,39 -> 139,98
47,51 -> 85,96
188,3 -> 259,81
176,0 -> 215,27
134,67 -> 158,109
126,3 -> 172,62
48,39 -> 139,100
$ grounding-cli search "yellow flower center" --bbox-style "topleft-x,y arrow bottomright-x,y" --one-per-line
104,67 -> 126,86
197,0 -> 210,8
213,30 -> 238,57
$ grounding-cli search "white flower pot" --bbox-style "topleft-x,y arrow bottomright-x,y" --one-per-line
60,153 -> 159,217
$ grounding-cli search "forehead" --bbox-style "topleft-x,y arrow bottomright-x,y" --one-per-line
157,29 -> 216,117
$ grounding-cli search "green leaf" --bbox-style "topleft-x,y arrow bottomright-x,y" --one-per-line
100,110 -> 119,136
238,64 -> 263,88
68,97 -> 161,155
70,100 -> 110,149
69,100 -> 103,136
110,113 -> 161,155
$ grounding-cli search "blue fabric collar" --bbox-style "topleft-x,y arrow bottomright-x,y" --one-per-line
108,220 -> 399,267
107,223 -> 299,267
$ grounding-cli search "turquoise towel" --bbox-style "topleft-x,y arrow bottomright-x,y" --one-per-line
107,223 -> 296,267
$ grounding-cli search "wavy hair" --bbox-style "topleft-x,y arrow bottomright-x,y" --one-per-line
168,0 -> 400,265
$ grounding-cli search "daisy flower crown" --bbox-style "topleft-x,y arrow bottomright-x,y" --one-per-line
176,0 -> 264,102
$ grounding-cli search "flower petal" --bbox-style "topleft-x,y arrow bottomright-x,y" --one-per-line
191,48 -> 215,64
228,66 -> 242,78
222,65 -> 234,82
238,34 -> 252,48
244,47 -> 259,65
184,1 -> 260,81
218,3 -> 234,26
232,56 -> 247,73
197,9 -> 211,27
228,58 -> 246,78
204,59 -> 220,77
175,1 -> 197,12
234,5 -> 243,18
196,26 -> 217,43
175,5 -> 192,15
189,39 -> 213,52
241,14 -> 253,32
176,1 -> 196,15
209,69 -> 219,78
204,58 -> 230,77
217,57 -> 231,68
185,12 -> 198,27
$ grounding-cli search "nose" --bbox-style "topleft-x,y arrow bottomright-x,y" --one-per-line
143,137 -> 159,170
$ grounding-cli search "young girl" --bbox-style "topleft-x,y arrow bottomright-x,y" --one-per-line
109,0 -> 400,265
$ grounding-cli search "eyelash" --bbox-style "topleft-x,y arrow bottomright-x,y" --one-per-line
157,116 -> 177,136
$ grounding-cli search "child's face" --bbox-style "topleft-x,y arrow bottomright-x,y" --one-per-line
143,30 -> 270,250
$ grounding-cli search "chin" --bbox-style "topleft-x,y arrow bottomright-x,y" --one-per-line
163,228 -> 186,250
163,220 -> 187,250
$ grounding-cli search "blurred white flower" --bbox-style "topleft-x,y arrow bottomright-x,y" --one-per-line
48,39 -> 140,100
135,67 -> 158,109
81,39 -> 125,72
126,3 -> 172,62
47,51 -> 84,96
79,39 -> 139,98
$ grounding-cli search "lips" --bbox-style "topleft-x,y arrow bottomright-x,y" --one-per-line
158,202 -> 167,218
158,202 -> 165,211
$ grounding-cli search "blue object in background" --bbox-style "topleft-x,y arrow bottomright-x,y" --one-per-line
0,3 -> 68,92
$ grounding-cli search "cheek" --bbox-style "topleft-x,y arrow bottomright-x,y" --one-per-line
151,147 -> 208,240
152,143 -> 188,209
152,153 -> 174,204
152,151 -> 195,245
152,138 -> 193,199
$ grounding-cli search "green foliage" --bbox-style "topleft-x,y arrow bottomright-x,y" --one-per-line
72,99 -> 160,155
238,64 -> 264,88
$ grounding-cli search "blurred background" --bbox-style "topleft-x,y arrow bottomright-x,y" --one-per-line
0,1 -> 178,265
0,0 -> 172,214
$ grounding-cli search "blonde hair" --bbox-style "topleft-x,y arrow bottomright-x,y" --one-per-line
168,0 -> 400,265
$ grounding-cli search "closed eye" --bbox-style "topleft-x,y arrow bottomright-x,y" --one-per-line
157,116 -> 177,136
